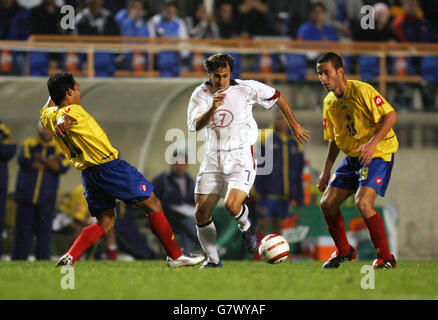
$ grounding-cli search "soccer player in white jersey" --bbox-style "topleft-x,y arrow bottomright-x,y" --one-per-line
187,53 -> 310,267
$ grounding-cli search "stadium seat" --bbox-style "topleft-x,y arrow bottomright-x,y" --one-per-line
358,55 -> 379,80
421,56 -> 438,82
229,53 -> 241,79
29,51 -> 49,76
94,52 -> 115,77
285,54 -> 306,81
158,51 -> 180,77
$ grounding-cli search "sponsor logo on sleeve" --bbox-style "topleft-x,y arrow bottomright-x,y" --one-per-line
373,95 -> 384,107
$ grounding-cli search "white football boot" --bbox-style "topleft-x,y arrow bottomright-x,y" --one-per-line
55,253 -> 74,267
167,251 -> 205,268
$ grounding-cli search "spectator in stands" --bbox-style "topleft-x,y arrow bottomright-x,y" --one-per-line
264,0 -> 310,38
115,0 -> 153,72
254,110 -> 305,246
421,0 -> 438,35
4,6 -> 29,75
354,2 -> 395,42
75,0 -> 120,36
0,120 -> 17,259
354,3 -> 396,82
30,0 -> 62,35
103,0 -> 127,16
12,121 -> 69,260
286,1 -> 340,80
116,0 -> 152,37
216,1 -> 244,39
287,0 -> 311,39
0,0 -> 24,39
147,0 -> 189,76
297,2 -> 339,41
391,0 -> 438,111
152,151 -> 200,253
63,0 -> 86,13
185,2 -> 219,38
392,0 -> 436,43
75,0 -> 120,76
236,0 -> 277,37
310,0 -> 363,40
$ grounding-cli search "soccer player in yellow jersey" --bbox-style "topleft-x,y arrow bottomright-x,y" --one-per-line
316,53 -> 398,269
41,72 -> 204,267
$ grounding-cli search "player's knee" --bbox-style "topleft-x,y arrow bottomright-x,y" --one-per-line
99,215 -> 115,232
195,208 -> 211,226
320,197 -> 333,212
136,195 -> 162,213
355,196 -> 372,214
224,200 -> 241,216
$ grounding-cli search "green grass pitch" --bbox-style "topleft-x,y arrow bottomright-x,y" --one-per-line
1,260 -> 437,300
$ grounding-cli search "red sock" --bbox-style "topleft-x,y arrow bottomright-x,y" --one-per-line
147,210 -> 182,260
364,213 -> 392,260
323,211 -> 351,255
68,223 -> 106,262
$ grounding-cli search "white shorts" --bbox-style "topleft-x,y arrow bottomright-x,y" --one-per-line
195,147 -> 257,198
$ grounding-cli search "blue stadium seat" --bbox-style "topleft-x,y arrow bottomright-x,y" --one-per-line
285,54 -> 306,80
358,55 -> 379,80
228,53 -> 241,79
421,56 -> 438,82
94,52 -> 115,77
158,51 -> 180,77
29,51 -> 49,76
343,55 -> 352,74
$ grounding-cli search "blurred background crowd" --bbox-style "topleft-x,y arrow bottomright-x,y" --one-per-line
1,0 -> 437,41
1,0 -> 438,112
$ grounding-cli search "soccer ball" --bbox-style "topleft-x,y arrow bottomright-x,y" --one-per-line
258,234 -> 290,264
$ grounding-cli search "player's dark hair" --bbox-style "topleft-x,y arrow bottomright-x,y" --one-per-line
316,52 -> 344,70
47,72 -> 75,106
204,53 -> 234,73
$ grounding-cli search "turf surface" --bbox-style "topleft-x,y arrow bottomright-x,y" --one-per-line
1,260 -> 437,300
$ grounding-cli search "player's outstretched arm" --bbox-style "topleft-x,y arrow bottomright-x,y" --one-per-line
317,141 -> 340,193
276,93 -> 310,144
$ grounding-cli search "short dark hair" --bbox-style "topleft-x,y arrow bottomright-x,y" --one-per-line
311,2 -> 326,12
204,53 -> 234,73
163,0 -> 178,9
47,72 -> 75,105
316,52 -> 344,70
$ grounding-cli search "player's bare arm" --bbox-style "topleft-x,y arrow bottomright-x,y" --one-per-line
317,141 -> 341,192
194,89 -> 226,131
355,110 -> 397,166
276,93 -> 310,144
